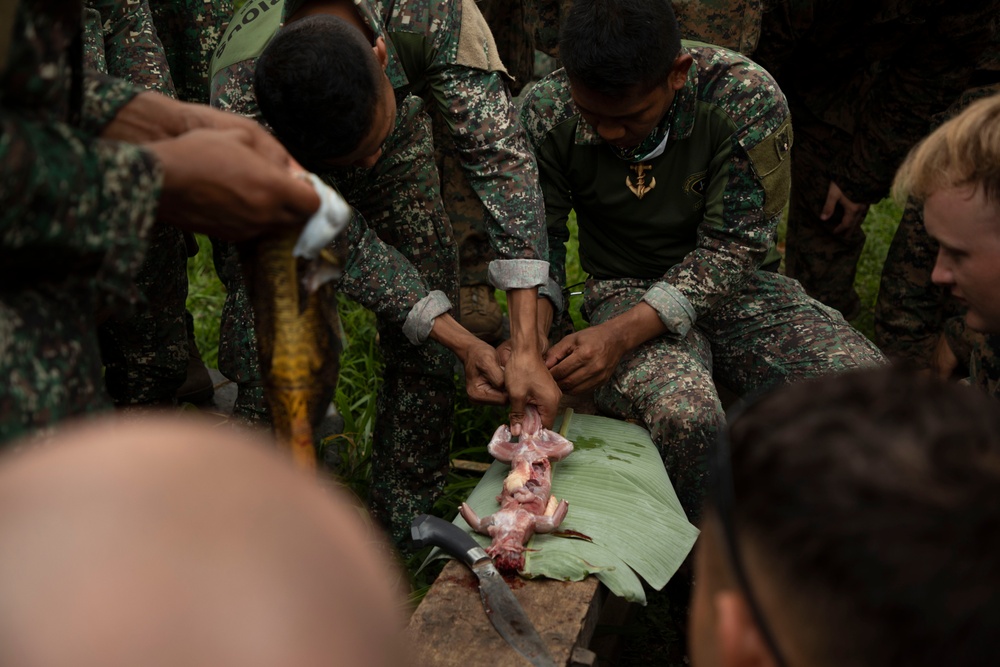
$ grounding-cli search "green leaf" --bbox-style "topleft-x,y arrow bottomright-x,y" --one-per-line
436,411 -> 699,604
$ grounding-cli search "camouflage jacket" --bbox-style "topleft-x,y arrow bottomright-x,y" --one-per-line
753,0 -> 1000,204
1,1 -> 161,296
210,0 -> 549,333
520,44 -> 790,336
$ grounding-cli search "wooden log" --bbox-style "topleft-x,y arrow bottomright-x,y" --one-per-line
405,560 -> 605,667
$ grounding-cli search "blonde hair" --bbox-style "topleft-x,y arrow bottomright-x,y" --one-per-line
893,94 -> 1000,208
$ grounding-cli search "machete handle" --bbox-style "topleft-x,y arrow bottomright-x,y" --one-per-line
411,514 -> 490,568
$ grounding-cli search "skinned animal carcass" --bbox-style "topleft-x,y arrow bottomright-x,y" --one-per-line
460,406 -> 573,572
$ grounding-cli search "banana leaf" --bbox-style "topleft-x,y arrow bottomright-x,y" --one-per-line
438,410 -> 699,604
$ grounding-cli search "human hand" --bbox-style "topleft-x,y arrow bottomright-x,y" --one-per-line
544,323 -> 627,395
496,330 -> 550,368
103,93 -> 291,166
823,181 -> 870,236
148,128 -> 320,241
462,339 -> 508,405
504,349 -> 561,435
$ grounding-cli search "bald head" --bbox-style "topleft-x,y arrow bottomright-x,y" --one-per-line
0,415 -> 406,667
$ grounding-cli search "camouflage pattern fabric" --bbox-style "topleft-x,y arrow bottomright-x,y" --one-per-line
84,0 -> 190,406
0,1 -> 161,445
522,44 -> 885,519
536,0 -> 762,57
478,0 -> 537,95
753,0 -> 1000,316
149,0 -> 233,104
590,272 -> 884,519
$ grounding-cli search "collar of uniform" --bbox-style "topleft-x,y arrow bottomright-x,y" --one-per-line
572,47 -> 699,147
281,0 -> 410,90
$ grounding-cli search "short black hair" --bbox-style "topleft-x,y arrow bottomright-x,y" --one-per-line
717,368 -> 1000,667
254,15 -> 381,170
558,0 -> 682,96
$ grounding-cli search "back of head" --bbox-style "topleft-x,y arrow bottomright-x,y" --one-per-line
719,368 -> 1000,667
0,415 -> 407,667
255,14 -> 380,170
558,0 -> 682,96
894,94 -> 1000,209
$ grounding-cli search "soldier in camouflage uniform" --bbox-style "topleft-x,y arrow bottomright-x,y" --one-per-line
148,0 -> 232,106
874,36 -> 1000,397
0,0 -> 322,447
83,0 -> 191,408
751,0 -> 1000,319
146,0 -> 235,403
210,0 -> 558,547
520,0 -> 884,519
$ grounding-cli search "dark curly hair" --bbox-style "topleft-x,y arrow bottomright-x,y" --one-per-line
254,14 -> 381,170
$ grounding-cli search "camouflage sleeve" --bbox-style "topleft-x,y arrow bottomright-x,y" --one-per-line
209,59 -> 261,120
430,65 -> 550,291
333,208 -> 442,339
78,68 -> 147,136
832,4 -> 999,203
86,0 -> 176,96
0,111 -> 161,275
645,64 -> 791,335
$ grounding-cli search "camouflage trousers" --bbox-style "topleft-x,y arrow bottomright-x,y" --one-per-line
478,0 -> 537,95
98,223 -> 189,405
782,106 -> 866,319
586,270 -> 885,521
149,0 -> 233,105
216,96 -> 460,549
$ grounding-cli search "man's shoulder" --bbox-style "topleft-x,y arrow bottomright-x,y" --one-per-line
687,42 -> 789,146
519,70 -> 577,144
387,0 -> 458,37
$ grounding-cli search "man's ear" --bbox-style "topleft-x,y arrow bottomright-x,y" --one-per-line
373,36 -> 389,70
668,53 -> 693,91
715,591 -> 779,667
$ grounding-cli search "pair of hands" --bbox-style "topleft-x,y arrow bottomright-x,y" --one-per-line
101,92 -> 319,241
460,315 -> 635,432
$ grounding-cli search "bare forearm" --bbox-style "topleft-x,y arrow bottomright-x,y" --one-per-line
507,288 -> 543,355
609,302 -> 669,353
428,313 -> 481,362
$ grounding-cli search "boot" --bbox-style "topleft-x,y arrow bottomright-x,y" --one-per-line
459,285 -> 503,343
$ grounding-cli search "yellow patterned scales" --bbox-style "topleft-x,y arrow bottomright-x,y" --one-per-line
246,174 -> 351,469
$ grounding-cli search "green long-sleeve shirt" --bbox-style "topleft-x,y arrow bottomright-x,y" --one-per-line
520,43 -> 788,335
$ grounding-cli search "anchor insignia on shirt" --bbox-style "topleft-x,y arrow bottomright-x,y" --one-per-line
626,163 -> 656,199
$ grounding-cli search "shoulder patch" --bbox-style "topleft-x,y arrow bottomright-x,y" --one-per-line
745,118 -> 793,218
